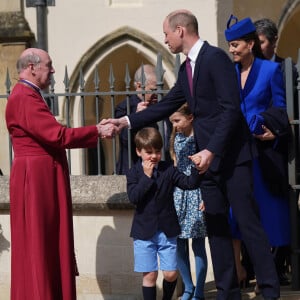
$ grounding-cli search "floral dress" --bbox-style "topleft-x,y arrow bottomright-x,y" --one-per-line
173,133 -> 206,238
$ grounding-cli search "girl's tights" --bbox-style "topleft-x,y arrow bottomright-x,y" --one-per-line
177,237 -> 207,299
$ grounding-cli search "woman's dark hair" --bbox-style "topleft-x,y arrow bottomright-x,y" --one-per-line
241,31 -> 265,59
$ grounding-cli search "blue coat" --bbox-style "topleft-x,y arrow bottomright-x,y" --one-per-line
236,58 -> 290,246
238,58 -> 286,125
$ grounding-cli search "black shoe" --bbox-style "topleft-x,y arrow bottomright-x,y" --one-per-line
263,298 -> 279,300
278,272 -> 290,286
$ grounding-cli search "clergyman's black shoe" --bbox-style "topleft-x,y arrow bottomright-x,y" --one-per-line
263,298 -> 279,300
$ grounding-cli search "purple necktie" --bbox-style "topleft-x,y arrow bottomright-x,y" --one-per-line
186,57 -> 193,95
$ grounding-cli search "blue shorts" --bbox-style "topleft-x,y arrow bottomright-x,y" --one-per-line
133,231 -> 177,272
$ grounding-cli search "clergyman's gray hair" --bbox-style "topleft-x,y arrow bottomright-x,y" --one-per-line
16,52 -> 41,74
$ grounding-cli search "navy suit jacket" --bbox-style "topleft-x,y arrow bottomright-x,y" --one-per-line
127,160 -> 202,240
129,41 -> 255,174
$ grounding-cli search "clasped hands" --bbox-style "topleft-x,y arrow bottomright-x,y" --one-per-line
96,117 -> 128,139
188,149 -> 214,175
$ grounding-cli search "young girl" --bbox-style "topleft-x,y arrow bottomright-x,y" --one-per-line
169,104 -> 207,300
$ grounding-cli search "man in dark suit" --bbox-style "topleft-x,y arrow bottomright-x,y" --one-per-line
103,10 -> 279,300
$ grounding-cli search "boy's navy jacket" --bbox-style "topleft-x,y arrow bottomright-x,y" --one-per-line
126,160 -> 202,240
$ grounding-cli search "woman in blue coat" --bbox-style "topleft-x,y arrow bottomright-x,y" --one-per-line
225,15 -> 291,291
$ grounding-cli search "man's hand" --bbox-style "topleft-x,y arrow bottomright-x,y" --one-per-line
136,101 -> 149,112
189,149 -> 214,174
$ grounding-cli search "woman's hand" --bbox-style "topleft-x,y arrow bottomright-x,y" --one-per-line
254,125 -> 275,141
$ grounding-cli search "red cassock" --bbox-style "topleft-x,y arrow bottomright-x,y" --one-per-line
5,83 -> 99,300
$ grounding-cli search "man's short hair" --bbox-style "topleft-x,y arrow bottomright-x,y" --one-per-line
254,18 -> 278,43
167,10 -> 198,35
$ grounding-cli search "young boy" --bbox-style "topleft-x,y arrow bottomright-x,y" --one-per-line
126,127 -> 202,300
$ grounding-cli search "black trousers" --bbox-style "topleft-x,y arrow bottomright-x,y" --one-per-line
201,161 -> 280,300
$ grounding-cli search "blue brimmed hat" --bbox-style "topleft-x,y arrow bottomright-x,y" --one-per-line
225,14 -> 256,41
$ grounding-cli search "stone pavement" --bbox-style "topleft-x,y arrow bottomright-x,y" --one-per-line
203,280 -> 300,300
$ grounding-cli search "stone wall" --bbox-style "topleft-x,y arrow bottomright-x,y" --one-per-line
0,175 -> 214,299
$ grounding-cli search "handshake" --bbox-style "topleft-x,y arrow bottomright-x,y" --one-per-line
96,117 -> 128,139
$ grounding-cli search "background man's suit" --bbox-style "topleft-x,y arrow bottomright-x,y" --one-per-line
128,41 -> 279,299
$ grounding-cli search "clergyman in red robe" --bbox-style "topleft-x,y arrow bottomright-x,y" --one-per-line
5,48 -> 116,300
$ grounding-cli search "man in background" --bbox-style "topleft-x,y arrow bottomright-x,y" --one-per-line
254,18 -> 284,62
115,64 -> 171,174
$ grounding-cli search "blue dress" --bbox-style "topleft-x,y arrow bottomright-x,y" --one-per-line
230,58 -> 291,246
173,133 -> 206,239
